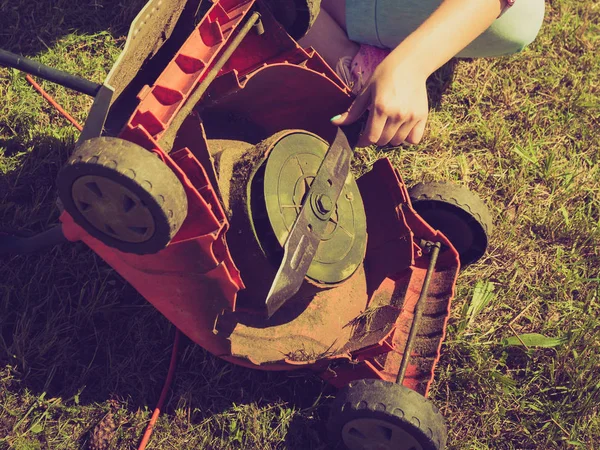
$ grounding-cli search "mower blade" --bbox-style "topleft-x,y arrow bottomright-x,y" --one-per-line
264,217 -> 320,318
265,128 -> 353,318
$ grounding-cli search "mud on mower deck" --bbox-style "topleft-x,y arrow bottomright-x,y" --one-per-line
1,1 -> 493,449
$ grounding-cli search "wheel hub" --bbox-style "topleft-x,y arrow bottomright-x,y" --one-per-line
71,175 -> 156,244
249,131 -> 367,285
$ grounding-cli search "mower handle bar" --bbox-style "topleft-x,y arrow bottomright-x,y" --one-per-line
0,225 -> 68,256
0,49 -> 102,97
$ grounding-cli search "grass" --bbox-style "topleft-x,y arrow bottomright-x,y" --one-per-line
1,0 -> 599,448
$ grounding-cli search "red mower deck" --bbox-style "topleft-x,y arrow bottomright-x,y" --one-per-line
1,1 -> 495,448
59,0 -> 459,397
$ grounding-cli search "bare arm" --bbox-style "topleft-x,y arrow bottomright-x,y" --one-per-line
333,0 -> 508,147
389,0 -> 507,77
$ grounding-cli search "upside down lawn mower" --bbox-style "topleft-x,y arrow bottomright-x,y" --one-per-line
0,1 -> 494,448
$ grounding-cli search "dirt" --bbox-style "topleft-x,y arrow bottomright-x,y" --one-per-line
349,305 -> 396,333
228,265 -> 368,365
104,0 -> 202,133
106,0 -> 194,99
88,412 -> 117,450
304,0 -> 322,29
284,345 -> 335,363
216,132 -> 291,310
211,140 -> 249,211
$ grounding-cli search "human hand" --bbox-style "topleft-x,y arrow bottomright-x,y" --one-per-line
331,58 -> 429,147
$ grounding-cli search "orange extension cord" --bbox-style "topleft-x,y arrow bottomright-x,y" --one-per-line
25,75 -> 83,131
138,330 -> 181,450
25,74 -> 182,450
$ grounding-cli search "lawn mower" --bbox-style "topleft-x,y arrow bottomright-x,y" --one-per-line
0,1 -> 494,448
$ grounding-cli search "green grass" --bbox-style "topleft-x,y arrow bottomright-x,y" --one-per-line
1,0 -> 599,448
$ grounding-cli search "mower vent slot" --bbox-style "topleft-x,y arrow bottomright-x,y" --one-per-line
175,54 -> 206,74
199,20 -> 224,47
153,85 -> 184,106
131,111 -> 164,136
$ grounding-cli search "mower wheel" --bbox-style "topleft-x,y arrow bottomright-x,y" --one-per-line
57,137 -> 188,255
328,379 -> 447,450
408,182 -> 493,266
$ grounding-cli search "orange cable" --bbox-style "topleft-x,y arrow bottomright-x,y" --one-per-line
26,71 -> 181,450
138,329 -> 181,450
25,74 -> 83,131
25,71 -> 181,450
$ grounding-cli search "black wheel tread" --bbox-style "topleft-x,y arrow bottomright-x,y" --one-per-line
328,379 -> 447,450
58,137 -> 188,254
408,182 -> 493,237
408,182 -> 493,266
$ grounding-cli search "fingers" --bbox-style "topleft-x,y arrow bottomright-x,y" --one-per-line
331,89 -> 428,147
388,115 -> 423,146
359,98 -> 428,147
390,122 -> 414,146
357,102 -> 387,147
366,114 -> 423,147
365,116 -> 426,147
405,119 -> 427,145
330,88 -> 371,126
375,114 -> 402,147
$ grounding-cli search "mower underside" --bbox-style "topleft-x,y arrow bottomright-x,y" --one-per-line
59,0 -> 460,396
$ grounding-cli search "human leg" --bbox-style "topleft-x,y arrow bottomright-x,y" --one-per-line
320,0 -> 348,30
346,0 -> 545,57
457,0 -> 546,57
297,6 -> 359,69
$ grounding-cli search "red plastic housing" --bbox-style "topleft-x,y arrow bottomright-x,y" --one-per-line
60,0 -> 459,397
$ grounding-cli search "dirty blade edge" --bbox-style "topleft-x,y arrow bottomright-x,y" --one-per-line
264,129 -> 353,318
265,231 -> 319,318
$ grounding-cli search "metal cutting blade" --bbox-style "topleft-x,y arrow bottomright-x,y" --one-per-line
264,127 -> 354,317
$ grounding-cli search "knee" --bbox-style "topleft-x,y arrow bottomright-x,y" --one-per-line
495,0 -> 546,54
458,0 -> 545,58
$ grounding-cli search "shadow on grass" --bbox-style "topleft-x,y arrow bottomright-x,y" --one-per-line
0,134 -> 338,449
428,58 -> 460,111
1,4 -> 458,447
0,134 -> 72,230
0,0 -> 150,56
285,412 -> 331,450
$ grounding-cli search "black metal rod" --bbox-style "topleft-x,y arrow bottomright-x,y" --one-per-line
0,49 -> 102,97
159,11 -> 262,147
0,225 -> 68,255
396,241 -> 442,385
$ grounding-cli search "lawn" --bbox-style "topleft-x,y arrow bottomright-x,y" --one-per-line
1,0 -> 599,449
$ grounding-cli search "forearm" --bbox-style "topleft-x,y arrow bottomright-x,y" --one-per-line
387,0 -> 507,76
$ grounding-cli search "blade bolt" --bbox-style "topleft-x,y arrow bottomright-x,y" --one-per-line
316,194 -> 333,214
